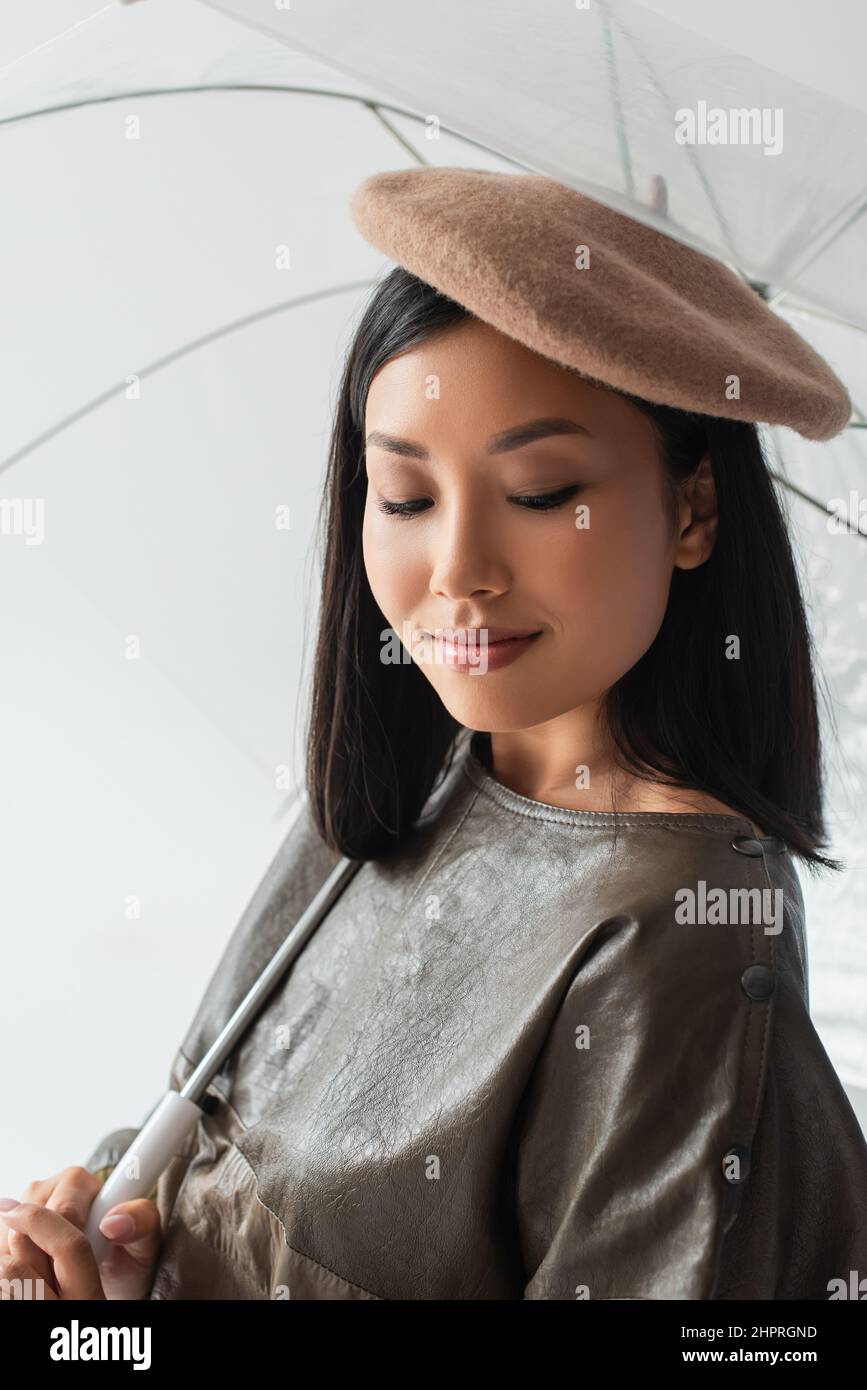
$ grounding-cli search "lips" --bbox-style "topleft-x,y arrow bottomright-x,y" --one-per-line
427,627 -> 544,674
431,627 -> 542,645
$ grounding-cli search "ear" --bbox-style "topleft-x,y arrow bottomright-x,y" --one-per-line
673,453 -> 718,571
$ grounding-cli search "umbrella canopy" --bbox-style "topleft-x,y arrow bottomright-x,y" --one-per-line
199,0 -> 867,330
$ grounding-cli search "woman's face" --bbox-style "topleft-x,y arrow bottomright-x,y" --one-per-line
362,316 -> 699,733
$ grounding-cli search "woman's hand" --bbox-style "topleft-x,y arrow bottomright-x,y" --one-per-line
0,1166 -> 161,1300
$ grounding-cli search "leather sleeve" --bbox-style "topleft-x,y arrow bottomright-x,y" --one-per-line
514,903 -> 774,1300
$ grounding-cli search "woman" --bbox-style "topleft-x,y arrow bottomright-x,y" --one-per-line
4,170 -> 867,1300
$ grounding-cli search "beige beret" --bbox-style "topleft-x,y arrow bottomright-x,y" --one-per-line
350,167 -> 851,442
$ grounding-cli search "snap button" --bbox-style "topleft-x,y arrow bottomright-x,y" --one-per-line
722,1145 -> 751,1184
741,964 -> 775,1000
730,836 -> 763,856
730,834 -> 787,856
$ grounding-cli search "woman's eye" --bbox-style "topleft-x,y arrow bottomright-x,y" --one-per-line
376,486 -> 581,519
375,497 -> 433,518
512,485 -> 582,510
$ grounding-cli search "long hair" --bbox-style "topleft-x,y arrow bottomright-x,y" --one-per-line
305,266 -> 840,873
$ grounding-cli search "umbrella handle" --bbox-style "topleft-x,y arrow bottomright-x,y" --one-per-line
84,1090 -> 203,1267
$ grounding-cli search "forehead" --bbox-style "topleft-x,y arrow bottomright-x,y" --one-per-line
367,317 -> 577,401
364,318 -> 656,449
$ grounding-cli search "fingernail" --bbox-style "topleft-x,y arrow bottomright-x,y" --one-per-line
0,1198 -> 20,1211
99,1212 -> 135,1240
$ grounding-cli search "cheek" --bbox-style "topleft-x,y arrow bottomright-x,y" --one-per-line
546,493 -> 673,674
362,507 -> 422,627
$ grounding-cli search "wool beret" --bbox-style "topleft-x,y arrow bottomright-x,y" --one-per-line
350,167 -> 851,442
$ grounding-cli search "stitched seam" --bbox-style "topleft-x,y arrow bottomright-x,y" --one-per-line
233,1147 -> 384,1300
462,762 -> 756,832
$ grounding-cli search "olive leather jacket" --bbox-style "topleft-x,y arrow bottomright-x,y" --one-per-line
87,731 -> 867,1299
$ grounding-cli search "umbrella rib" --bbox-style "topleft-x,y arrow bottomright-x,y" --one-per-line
766,196 -> 867,311
600,2 -> 636,200
0,82 -> 524,172
0,2 -> 115,83
365,102 -> 430,167
607,8 -> 744,274
0,280 -> 375,479
769,469 -> 867,542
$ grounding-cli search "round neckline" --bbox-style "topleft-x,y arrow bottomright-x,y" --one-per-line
462,730 -> 759,834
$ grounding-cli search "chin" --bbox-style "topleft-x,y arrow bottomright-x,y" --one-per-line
432,685 -> 577,733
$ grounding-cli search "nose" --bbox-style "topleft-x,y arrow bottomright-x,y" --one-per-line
427,492 -> 511,604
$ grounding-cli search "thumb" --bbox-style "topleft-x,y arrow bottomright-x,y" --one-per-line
98,1199 -> 161,1259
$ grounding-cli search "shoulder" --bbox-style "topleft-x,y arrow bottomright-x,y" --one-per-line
561,821 -> 792,1013
534,833 -> 787,1122
615,777 -> 765,835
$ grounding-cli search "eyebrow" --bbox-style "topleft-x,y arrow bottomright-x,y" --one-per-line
365,417 -> 593,460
